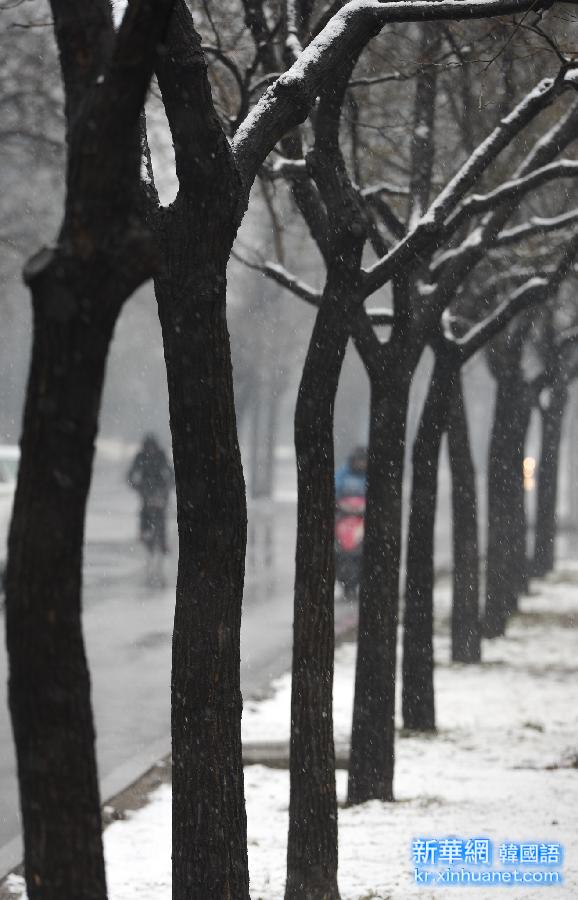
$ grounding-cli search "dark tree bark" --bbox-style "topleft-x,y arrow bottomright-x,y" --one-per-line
6,261 -> 117,900
153,196 -> 250,897
532,378 -> 568,576
448,374 -> 481,663
348,347 -> 412,804
5,2 -> 173,896
402,355 -> 456,731
347,21 -> 441,802
286,285 -> 351,900
151,8 -> 253,894
484,369 -> 531,636
512,397 -> 533,599
401,283 -> 552,707
285,51 -> 366,899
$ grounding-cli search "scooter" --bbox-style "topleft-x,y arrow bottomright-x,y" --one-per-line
335,495 -> 365,601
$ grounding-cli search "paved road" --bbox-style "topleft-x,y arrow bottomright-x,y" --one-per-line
0,457 -> 350,862
0,452 -> 466,858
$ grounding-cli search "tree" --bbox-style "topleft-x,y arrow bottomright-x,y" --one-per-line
484,302 -> 578,634
484,318 -> 534,634
402,248 -> 578,731
5,2 -> 174,897
350,66 -> 578,801
532,315 -> 578,575
448,371 -> 481,663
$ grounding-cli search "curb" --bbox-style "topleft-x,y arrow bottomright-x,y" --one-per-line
0,736 -> 170,887
0,607 -> 358,887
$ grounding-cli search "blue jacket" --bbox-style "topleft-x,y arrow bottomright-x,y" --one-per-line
335,463 -> 366,499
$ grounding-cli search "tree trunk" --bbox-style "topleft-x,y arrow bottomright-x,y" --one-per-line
348,353 -> 411,804
6,254 -> 114,900
286,269 -> 360,900
532,379 -> 568,577
249,306 -> 279,502
484,373 -> 530,637
286,330 -> 347,899
402,357 -> 456,731
447,374 -> 481,664
154,201 -> 250,899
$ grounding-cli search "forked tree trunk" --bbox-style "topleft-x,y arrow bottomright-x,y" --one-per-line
532,379 -> 568,577
286,272 -> 355,900
154,200 -> 250,899
402,357 -> 456,731
447,375 -> 481,663
6,255 -> 116,900
348,353 -> 411,804
484,373 -> 530,637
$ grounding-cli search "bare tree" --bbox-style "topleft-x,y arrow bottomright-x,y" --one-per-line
5,2 -> 175,897
402,249 -> 578,731
448,371 -> 481,663
532,313 -> 578,575
484,303 -> 578,633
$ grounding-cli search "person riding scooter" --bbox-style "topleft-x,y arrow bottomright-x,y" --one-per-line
335,445 -> 367,499
335,446 -> 367,601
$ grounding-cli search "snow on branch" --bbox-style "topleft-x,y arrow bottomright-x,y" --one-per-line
367,307 -> 395,325
426,72 -> 574,223
361,181 -> 410,198
234,251 -> 322,306
262,262 -> 322,304
458,232 -> 578,360
263,157 -> 308,179
445,160 -> 578,235
428,100 -> 578,288
362,69 -> 572,296
349,70 -> 407,87
232,0 -> 556,191
457,278 -> 548,360
496,209 -> 578,246
521,95 -> 578,174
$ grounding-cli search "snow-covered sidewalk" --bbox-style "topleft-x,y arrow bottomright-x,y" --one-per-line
6,573 -> 578,898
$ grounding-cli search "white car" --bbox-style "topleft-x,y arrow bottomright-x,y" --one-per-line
0,445 -> 19,583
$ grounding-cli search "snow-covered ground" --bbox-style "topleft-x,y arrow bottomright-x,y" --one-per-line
6,572 -> 577,899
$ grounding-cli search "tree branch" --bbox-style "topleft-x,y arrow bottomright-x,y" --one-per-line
496,208 -> 578,246
234,252 -> 322,306
367,307 -> 395,325
48,0 -> 112,123
427,97 -> 578,289
232,0 -> 562,192
446,160 -> 578,235
363,67 -> 576,296
459,233 -> 578,360
155,0 -> 236,199
98,0 -> 175,141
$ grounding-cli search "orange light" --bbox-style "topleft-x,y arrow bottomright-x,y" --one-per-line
523,456 -> 536,491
